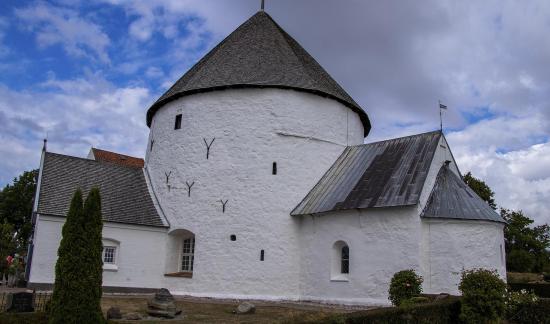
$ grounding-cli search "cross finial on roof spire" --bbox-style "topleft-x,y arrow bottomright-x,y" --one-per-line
261,0 -> 265,11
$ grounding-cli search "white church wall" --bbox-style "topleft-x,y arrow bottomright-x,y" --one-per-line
29,215 -> 168,288
145,88 -> 365,299
298,207 -> 422,305
421,219 -> 506,295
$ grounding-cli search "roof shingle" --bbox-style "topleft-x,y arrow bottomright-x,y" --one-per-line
291,131 -> 442,215
91,148 -> 144,169
37,152 -> 165,227
421,165 -> 505,223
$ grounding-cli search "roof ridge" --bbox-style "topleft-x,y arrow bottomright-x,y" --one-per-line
92,147 -> 143,160
353,130 -> 441,147
45,152 -> 143,171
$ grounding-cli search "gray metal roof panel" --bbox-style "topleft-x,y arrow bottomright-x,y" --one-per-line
37,152 -> 166,227
146,11 -> 371,136
292,131 -> 442,215
421,165 -> 505,223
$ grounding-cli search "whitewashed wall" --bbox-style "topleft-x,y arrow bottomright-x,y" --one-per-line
298,207 -> 422,306
29,215 -> 168,288
146,88 -> 365,299
421,219 -> 506,295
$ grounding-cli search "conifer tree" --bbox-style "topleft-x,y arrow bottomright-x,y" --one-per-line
80,187 -> 104,323
49,188 -> 105,323
49,188 -> 85,323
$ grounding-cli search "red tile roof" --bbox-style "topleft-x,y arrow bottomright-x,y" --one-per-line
91,148 -> 144,169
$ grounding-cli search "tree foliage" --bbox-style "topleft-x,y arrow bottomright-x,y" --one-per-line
49,188 -> 105,324
502,209 -> 550,273
0,169 -> 38,252
388,269 -> 423,306
463,171 -> 497,210
459,268 -> 507,323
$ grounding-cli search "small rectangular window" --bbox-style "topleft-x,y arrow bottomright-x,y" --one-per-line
260,250 -> 265,261
103,246 -> 116,264
174,114 -> 182,130
272,162 -> 277,175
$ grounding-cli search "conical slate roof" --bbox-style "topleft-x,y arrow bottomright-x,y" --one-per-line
421,165 -> 505,223
147,11 -> 371,136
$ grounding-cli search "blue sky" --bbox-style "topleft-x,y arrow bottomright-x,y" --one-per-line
1,0 -> 549,223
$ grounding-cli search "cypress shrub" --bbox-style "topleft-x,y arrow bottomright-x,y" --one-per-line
49,188 -> 105,324
80,188 -> 104,323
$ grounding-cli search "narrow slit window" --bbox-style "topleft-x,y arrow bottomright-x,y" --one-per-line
272,162 -> 277,175
174,114 -> 182,130
341,245 -> 349,274
230,234 -> 236,241
260,250 -> 265,261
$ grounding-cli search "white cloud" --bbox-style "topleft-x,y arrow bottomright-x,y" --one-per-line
0,75 -> 152,185
14,2 -> 111,63
447,117 -> 550,224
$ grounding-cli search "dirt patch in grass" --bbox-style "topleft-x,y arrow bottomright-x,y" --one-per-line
507,272 -> 543,283
101,295 -> 363,324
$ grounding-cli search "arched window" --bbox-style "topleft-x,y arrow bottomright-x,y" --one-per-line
331,240 -> 350,281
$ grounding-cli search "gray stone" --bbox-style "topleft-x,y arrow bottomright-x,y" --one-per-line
6,292 -> 34,313
148,298 -> 177,311
236,302 -> 256,314
435,293 -> 450,301
147,308 -> 176,319
106,306 -> 122,320
124,312 -> 142,320
146,288 -> 180,318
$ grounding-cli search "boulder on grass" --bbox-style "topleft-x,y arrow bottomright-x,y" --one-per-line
236,302 -> 256,314
106,306 -> 122,320
124,312 -> 142,320
147,288 -> 181,318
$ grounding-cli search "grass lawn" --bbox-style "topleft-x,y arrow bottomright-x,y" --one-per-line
101,296 -> 359,323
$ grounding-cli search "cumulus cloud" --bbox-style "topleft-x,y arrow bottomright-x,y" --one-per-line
0,74 -> 152,185
14,2 -> 111,63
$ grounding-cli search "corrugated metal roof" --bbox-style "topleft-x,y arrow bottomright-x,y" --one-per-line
38,152 -> 166,227
146,11 -> 371,136
421,165 -> 505,223
292,131 -> 442,216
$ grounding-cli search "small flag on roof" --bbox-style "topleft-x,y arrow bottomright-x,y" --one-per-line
439,103 -> 447,109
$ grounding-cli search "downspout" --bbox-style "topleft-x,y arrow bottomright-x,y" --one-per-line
25,139 -> 47,282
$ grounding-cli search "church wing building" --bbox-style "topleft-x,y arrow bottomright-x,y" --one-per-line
27,10 -> 505,305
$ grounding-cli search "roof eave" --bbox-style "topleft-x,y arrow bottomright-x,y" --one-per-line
146,85 -> 371,137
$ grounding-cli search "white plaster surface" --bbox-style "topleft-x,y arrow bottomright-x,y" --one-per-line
29,215 -> 168,288
298,208 -> 421,306
421,219 -> 506,295
145,88 -> 364,299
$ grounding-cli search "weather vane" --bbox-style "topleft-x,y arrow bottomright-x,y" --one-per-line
439,100 -> 447,132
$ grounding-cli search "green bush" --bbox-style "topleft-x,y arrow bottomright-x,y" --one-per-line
388,269 -> 423,306
49,188 -> 105,324
508,282 -> 550,298
507,298 -> 550,324
459,268 -> 507,323
505,289 -> 539,320
507,250 -> 536,273
294,298 -> 462,324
